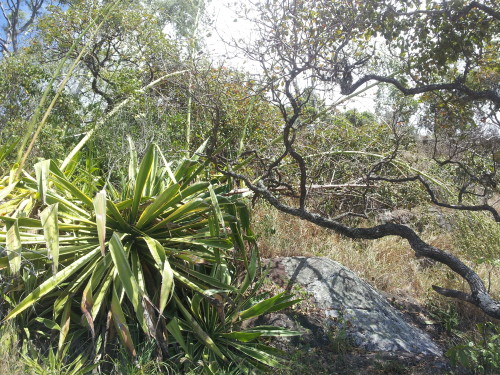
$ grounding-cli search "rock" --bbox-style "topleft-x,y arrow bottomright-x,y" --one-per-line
267,256 -> 443,356
376,209 -> 415,225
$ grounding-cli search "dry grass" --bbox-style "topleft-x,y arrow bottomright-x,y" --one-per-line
252,202 -> 500,311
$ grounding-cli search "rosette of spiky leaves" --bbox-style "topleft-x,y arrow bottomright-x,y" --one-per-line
0,143 -> 300,371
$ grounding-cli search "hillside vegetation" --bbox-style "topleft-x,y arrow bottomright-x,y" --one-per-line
0,0 -> 499,374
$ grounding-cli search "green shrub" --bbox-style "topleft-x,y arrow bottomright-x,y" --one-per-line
0,143 -> 300,373
446,322 -> 500,375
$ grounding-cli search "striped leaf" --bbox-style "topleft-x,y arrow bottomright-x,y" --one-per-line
40,203 -> 59,273
5,219 -> 21,275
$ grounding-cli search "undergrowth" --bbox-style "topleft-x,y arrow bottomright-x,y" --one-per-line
253,201 -> 500,374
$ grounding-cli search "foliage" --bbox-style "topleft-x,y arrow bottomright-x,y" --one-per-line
21,343 -> 98,375
452,212 -> 500,267
0,143 -> 300,372
447,322 -> 500,375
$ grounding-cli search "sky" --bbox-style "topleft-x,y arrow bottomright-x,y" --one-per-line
205,0 -> 255,67
205,0 -> 378,113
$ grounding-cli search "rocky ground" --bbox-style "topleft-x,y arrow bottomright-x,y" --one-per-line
258,257 -> 473,375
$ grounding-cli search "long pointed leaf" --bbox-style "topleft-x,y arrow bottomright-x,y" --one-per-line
93,191 -> 107,256
108,233 -> 148,333
130,145 -> 154,222
159,257 -> 174,316
57,295 -> 72,356
111,285 -> 137,357
34,160 -> 50,204
5,219 -> 21,275
4,248 -> 99,320
40,203 -> 59,273
173,295 -> 226,361
136,183 -> 180,229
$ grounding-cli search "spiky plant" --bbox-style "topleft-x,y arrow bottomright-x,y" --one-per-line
0,142 -> 299,373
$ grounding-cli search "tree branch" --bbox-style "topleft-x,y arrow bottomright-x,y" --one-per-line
218,166 -> 500,319
369,175 -> 500,222
342,75 -> 500,107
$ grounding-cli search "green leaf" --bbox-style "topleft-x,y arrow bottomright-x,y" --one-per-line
34,160 -> 50,204
167,236 -> 233,249
0,181 -> 19,202
174,295 -> 226,361
245,326 -> 303,337
49,163 -> 94,208
182,268 -> 236,291
40,203 -> 59,273
232,343 -> 283,367
208,184 -> 226,234
239,293 -> 297,320
166,318 -> 191,358
111,285 -> 136,357
108,233 -> 147,333
35,317 -> 61,331
159,256 -> 174,316
58,296 -> 72,355
220,331 -> 262,342
143,236 -> 166,265
5,219 -> 21,275
130,145 -> 154,222
136,183 -> 180,228
4,247 -> 100,320
106,199 -> 129,231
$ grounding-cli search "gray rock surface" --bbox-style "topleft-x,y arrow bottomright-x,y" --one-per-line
270,256 -> 442,356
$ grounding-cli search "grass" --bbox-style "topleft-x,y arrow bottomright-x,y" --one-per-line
0,323 -> 26,375
253,201 -> 500,307
253,200 -> 500,374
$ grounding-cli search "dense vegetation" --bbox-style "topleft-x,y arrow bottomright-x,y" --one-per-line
0,0 -> 499,374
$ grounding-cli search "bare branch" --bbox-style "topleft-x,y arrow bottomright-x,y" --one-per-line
219,166 -> 500,319
369,175 -> 500,222
343,75 -> 500,107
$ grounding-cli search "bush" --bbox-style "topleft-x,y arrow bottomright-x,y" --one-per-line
447,322 -> 500,375
0,143 -> 300,373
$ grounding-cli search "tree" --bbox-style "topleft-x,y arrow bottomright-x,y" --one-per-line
213,0 -> 500,318
0,0 -> 46,55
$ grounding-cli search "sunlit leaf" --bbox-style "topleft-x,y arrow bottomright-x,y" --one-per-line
40,203 -> 59,273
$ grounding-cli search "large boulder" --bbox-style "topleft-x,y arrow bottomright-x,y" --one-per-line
266,256 -> 442,356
